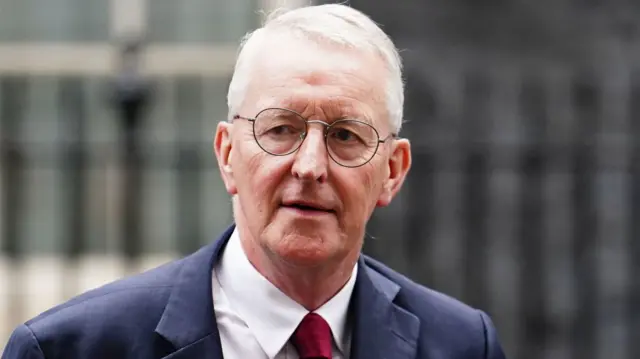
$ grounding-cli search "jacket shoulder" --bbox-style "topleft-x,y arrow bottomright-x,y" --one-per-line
362,255 -> 489,351
363,255 -> 480,314
14,257 -> 187,357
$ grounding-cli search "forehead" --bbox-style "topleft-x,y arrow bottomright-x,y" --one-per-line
243,33 -> 388,125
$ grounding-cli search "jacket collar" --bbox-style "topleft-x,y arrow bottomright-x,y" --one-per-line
154,224 -> 233,357
350,256 -> 420,359
154,224 -> 420,359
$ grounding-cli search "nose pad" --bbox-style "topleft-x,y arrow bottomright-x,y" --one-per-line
299,129 -> 326,144
302,121 -> 330,145
297,127 -> 326,156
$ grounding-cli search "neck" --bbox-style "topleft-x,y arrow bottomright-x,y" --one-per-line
237,227 -> 358,311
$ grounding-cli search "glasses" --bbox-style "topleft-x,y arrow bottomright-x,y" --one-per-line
233,107 -> 396,168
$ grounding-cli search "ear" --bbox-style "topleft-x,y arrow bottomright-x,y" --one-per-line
376,138 -> 411,207
214,121 -> 237,195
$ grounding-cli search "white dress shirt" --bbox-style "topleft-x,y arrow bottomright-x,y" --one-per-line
212,229 -> 358,359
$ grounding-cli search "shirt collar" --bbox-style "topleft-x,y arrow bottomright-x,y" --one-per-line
215,228 -> 358,359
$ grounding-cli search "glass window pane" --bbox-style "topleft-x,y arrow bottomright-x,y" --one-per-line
83,77 -> 117,254
148,0 -> 259,44
0,0 -> 109,42
141,78 -> 178,254
140,77 -> 232,253
200,78 -> 233,245
19,77 -> 65,254
0,76 -> 29,256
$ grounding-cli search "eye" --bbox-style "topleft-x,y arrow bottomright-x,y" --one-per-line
255,114 -> 305,137
331,128 -> 358,142
269,125 -> 298,135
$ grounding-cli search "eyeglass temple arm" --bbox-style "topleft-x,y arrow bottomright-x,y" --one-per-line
379,133 -> 398,143
232,115 -> 256,121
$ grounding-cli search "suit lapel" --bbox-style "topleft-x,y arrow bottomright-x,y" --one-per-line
155,224 -> 236,359
350,257 -> 420,359
159,335 -> 223,359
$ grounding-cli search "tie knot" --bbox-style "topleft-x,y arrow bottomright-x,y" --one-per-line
291,313 -> 333,359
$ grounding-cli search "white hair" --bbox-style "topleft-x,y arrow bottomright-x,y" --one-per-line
226,4 -> 405,133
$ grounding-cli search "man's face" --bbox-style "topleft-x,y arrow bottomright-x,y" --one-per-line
215,33 -> 411,268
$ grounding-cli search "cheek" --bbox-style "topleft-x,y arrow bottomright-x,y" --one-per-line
337,164 -> 380,217
244,153 -> 270,195
361,170 -> 381,210
238,149 -> 289,209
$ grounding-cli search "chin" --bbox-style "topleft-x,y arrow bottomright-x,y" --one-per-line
266,229 -> 338,267
260,214 -> 345,261
279,249 -> 333,267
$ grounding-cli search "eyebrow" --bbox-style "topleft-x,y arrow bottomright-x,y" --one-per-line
339,113 -> 374,123
264,95 -> 377,125
270,103 -> 374,123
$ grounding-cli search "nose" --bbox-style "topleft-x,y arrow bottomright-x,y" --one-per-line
291,124 -> 329,183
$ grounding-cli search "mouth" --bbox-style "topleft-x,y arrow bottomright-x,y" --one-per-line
280,201 -> 335,215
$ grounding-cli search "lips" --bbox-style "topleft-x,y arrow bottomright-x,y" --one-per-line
281,200 -> 334,213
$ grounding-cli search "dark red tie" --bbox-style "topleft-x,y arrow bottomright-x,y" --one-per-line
291,313 -> 333,359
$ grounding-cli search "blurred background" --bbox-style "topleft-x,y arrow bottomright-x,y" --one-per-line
1,0 -> 639,358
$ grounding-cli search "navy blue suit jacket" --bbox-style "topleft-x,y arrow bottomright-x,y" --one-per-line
2,225 -> 506,359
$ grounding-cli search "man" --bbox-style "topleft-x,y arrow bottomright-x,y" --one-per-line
2,4 -> 506,359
